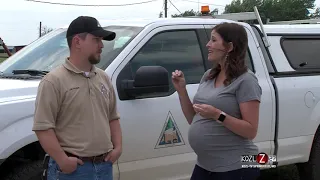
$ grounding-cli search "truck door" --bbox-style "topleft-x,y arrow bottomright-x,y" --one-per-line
111,25 -> 209,180
203,24 -> 275,156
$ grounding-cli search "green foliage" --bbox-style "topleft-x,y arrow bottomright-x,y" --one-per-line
0,57 -> 6,63
224,0 -> 316,22
310,7 -> 320,18
171,8 -> 219,18
171,9 -> 201,17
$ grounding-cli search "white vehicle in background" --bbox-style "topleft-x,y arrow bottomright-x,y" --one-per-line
1,6 -> 320,180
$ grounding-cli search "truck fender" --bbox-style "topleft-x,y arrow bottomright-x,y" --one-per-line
309,100 -> 320,137
0,116 -> 38,159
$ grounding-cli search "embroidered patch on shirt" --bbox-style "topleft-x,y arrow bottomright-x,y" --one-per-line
100,83 -> 109,96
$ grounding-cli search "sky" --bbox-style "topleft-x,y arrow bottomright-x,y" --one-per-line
1,0 -> 319,46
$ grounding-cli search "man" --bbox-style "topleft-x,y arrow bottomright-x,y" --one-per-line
32,16 -> 122,180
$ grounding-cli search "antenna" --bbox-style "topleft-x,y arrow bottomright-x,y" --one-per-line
198,0 -> 199,13
253,6 -> 270,47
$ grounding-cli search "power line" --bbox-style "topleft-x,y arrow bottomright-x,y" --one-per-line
179,0 -> 225,7
169,0 -> 182,14
25,0 -> 158,6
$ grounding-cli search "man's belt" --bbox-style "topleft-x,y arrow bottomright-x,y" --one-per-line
65,151 -> 108,163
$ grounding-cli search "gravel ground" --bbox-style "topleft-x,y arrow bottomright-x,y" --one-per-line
258,164 -> 300,180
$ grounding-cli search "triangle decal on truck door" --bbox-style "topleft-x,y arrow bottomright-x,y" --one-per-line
155,111 -> 185,149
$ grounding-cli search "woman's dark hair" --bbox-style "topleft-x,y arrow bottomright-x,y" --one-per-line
206,22 -> 248,85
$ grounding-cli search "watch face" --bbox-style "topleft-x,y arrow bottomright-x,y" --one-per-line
218,113 -> 226,122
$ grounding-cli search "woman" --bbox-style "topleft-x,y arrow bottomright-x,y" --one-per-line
172,22 -> 262,180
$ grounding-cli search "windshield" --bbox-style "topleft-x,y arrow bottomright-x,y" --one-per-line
0,26 -> 143,75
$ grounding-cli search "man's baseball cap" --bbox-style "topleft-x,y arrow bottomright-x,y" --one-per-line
66,16 -> 116,41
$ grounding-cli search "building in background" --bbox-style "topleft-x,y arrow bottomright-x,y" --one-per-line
0,45 -> 26,55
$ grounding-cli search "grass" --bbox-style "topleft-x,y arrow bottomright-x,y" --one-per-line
0,57 -> 6,63
0,53 -> 8,63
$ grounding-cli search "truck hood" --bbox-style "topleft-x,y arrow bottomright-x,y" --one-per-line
0,79 -> 40,131
0,78 -> 40,103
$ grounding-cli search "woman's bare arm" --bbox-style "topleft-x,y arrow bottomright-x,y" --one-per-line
177,89 -> 196,124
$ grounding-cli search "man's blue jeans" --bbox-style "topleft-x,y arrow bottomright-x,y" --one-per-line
47,157 -> 113,180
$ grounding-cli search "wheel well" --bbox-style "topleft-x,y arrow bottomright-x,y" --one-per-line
7,141 -> 45,162
311,125 -> 320,151
304,124 -> 320,162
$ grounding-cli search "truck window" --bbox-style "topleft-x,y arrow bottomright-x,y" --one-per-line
117,30 -> 206,99
0,26 -> 143,75
281,37 -> 320,70
204,28 -> 254,72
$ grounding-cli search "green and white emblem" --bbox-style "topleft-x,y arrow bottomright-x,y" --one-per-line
155,111 -> 185,149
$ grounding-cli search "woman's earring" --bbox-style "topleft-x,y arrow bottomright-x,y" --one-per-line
224,54 -> 229,62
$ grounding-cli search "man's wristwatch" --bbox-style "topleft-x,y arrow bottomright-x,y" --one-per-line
217,111 -> 226,123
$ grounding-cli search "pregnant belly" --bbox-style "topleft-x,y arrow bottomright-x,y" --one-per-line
188,116 -> 256,155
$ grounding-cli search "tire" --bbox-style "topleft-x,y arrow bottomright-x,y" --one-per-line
297,127 -> 320,180
3,160 -> 43,180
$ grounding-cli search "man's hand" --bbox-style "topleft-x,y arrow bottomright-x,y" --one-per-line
193,104 -> 221,120
109,119 -> 122,164
104,148 -> 122,164
58,156 -> 84,174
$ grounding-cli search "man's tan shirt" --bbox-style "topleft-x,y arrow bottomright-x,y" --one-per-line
32,59 -> 120,157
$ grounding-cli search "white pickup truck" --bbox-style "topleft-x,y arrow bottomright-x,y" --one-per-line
1,12 -> 320,180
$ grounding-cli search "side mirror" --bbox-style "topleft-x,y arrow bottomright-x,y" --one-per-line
121,66 -> 169,98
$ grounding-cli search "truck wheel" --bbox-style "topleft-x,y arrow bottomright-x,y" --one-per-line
297,128 -> 320,180
3,160 -> 43,180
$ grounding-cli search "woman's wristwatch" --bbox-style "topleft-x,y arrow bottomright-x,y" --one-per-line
217,111 -> 226,123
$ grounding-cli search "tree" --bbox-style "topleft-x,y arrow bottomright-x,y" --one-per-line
225,0 -> 262,13
310,7 -> 320,18
171,9 -> 201,17
38,25 -> 53,37
224,0 -> 316,22
159,11 -> 163,18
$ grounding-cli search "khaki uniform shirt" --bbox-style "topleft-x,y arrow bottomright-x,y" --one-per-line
32,59 -> 120,157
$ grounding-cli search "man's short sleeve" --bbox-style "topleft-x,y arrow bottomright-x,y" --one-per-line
236,73 -> 262,104
109,86 -> 120,121
32,78 -> 60,131
104,74 -> 120,121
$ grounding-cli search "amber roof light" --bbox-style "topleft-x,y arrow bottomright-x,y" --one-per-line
201,5 -> 210,14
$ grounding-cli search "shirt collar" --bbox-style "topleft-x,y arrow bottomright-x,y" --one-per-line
63,58 -> 97,78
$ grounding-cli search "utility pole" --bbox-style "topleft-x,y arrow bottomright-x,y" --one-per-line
198,0 -> 199,13
39,21 -> 42,37
164,0 -> 167,18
